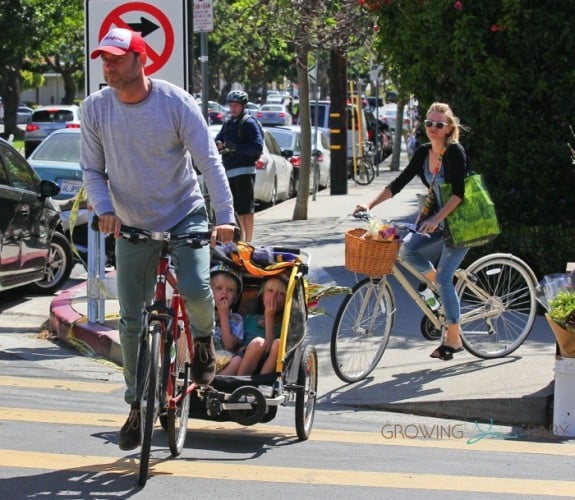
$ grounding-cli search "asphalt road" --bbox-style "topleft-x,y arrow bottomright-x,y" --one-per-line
1,258 -> 574,498
0,304 -> 573,498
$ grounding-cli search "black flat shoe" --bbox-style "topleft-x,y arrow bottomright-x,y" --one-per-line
430,344 -> 464,361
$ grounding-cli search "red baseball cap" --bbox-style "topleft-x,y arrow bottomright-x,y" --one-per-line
91,28 -> 146,59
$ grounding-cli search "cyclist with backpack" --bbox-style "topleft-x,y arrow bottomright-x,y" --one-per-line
215,90 -> 264,242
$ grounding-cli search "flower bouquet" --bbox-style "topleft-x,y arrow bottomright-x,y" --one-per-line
306,267 -> 351,318
536,272 -> 575,358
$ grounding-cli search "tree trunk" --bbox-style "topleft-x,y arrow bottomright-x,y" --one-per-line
62,71 -> 77,104
1,66 -> 23,140
292,45 -> 311,221
390,100 -> 406,172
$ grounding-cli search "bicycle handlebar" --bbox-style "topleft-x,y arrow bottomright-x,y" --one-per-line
91,214 -> 210,248
352,211 -> 429,238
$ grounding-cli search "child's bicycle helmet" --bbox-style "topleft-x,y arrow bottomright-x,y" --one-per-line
210,263 -> 243,295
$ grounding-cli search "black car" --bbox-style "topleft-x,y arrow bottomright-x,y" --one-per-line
0,137 -> 73,293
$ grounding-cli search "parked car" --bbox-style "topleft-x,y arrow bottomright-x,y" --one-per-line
0,136 -> 74,293
24,104 -> 82,157
256,104 -> 292,126
300,101 -> 369,162
364,109 -> 392,163
27,128 -> 83,200
17,105 -> 34,124
265,91 -> 283,104
265,125 -> 331,191
197,101 -> 227,125
246,101 -> 260,116
208,125 -> 295,206
380,103 -> 411,133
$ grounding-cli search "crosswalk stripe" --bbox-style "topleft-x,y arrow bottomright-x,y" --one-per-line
1,406 -> 574,457
2,449 -> 574,495
0,375 -> 122,393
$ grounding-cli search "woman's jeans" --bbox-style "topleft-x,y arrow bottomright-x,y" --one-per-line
398,231 -> 469,325
115,208 -> 213,404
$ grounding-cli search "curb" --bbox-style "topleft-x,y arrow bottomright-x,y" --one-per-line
49,282 -> 123,366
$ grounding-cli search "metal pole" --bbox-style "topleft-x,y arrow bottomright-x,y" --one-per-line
200,32 -> 209,122
375,80 -> 380,176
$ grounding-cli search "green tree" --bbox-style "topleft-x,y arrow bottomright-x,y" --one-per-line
31,0 -> 84,105
0,0 -> 42,138
362,0 -> 575,275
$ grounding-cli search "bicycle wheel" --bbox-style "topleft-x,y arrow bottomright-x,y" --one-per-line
295,345 -> 318,441
457,253 -> 537,359
353,159 -> 375,186
167,326 -> 191,456
138,322 -> 163,487
331,277 -> 395,383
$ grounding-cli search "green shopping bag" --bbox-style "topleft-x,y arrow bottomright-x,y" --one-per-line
439,173 -> 500,248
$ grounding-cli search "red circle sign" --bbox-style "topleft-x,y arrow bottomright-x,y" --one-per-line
99,2 -> 174,75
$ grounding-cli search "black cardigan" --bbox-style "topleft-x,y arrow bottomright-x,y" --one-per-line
387,142 -> 468,200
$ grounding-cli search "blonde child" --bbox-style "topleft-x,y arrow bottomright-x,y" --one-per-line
230,275 -> 287,376
210,264 -> 244,373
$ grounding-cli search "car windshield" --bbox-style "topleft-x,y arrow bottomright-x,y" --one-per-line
32,109 -> 76,123
32,134 -> 80,162
269,130 -> 298,150
261,105 -> 283,111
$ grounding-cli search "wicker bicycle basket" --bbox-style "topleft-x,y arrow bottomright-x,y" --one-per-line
345,228 -> 401,277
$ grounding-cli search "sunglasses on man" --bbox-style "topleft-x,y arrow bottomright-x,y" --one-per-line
424,119 -> 449,129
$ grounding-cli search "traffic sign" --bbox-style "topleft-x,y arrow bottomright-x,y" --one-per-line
86,0 -> 188,94
193,0 -> 214,33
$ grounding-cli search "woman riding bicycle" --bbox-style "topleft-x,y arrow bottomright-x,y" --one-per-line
354,102 -> 469,361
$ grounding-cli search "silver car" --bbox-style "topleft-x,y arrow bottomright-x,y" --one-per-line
24,104 -> 81,157
255,104 -> 292,126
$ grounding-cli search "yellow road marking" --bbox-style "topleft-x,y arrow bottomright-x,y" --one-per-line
0,375 -> 122,393
1,406 -> 574,457
1,449 -> 574,495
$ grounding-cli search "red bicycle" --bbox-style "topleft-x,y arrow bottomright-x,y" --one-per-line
110,222 -> 210,486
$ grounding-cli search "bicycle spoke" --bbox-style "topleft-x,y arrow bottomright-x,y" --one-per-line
331,278 -> 394,383
459,255 -> 537,359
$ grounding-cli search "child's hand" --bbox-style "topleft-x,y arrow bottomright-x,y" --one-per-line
215,296 -> 231,314
264,294 -> 278,316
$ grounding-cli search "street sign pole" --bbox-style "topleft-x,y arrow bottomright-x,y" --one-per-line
200,33 -> 209,121
193,0 -> 214,122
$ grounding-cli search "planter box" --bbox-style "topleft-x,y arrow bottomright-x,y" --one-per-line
553,357 -> 575,437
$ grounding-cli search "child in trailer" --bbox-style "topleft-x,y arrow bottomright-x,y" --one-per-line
210,264 -> 244,373
221,275 -> 287,376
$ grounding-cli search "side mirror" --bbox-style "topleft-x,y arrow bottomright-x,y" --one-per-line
281,149 -> 294,158
312,149 -> 321,158
39,179 -> 61,198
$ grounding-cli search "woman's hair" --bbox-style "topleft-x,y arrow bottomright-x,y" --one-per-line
426,102 -> 464,145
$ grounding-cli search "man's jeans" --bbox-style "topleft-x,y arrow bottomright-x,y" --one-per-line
115,208 -> 213,404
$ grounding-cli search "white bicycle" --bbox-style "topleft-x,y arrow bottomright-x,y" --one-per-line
331,214 -> 538,383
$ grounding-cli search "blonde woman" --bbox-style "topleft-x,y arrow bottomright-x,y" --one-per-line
355,102 -> 469,361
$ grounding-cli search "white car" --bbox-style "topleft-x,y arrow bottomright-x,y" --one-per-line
208,125 -> 295,206
265,125 -> 331,191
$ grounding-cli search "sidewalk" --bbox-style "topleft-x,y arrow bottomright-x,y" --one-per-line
49,153 -> 558,428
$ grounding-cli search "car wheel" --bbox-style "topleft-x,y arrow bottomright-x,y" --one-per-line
31,232 -> 74,293
269,178 -> 278,206
288,172 -> 297,198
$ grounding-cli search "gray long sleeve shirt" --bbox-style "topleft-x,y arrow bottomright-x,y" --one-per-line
80,78 -> 234,231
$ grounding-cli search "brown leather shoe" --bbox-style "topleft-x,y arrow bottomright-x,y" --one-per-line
192,336 -> 216,386
119,403 -> 141,451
